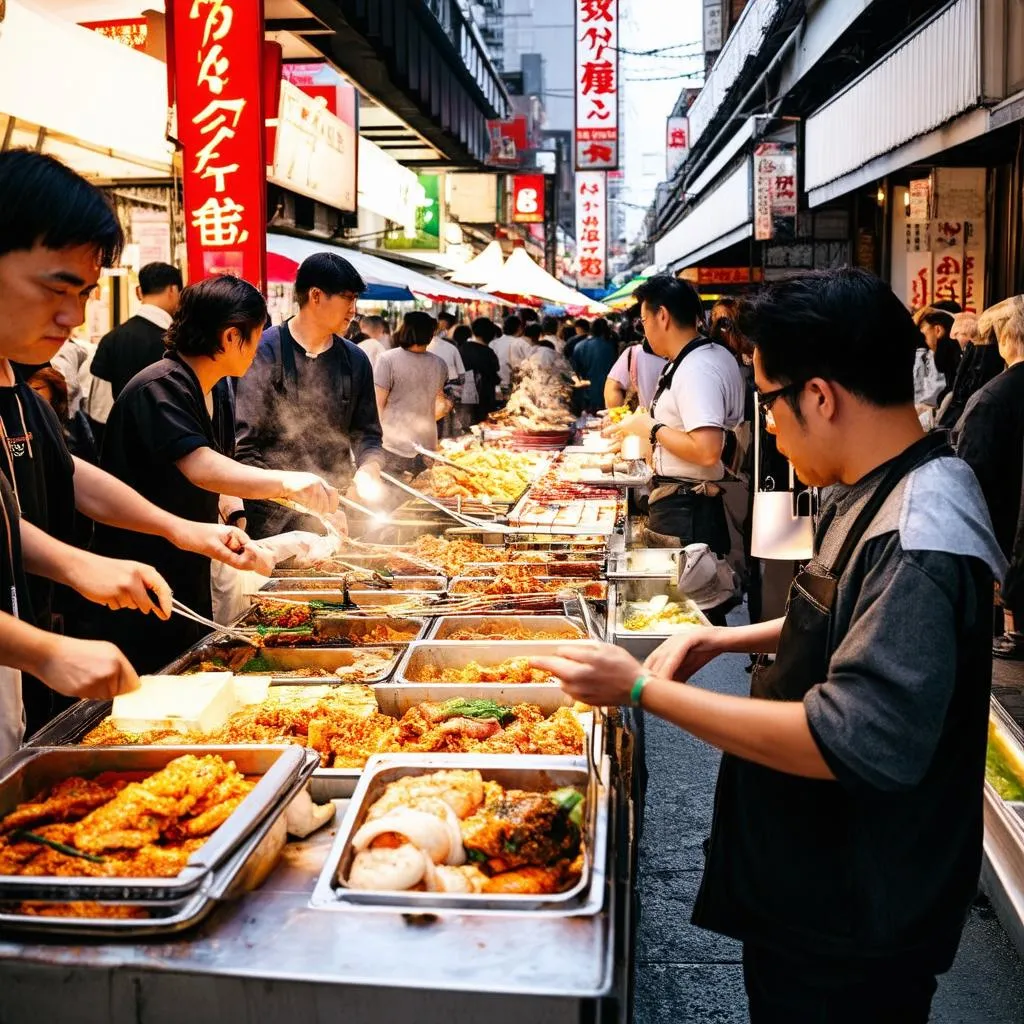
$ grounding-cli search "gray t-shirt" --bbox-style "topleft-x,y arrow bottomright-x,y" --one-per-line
374,348 -> 448,458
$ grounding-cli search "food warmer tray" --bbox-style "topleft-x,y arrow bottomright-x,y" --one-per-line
234,610 -> 430,648
272,553 -> 445,577
607,547 -> 682,581
462,561 -> 605,579
0,744 -> 316,905
260,576 -> 446,593
608,578 -> 709,660
395,639 -> 587,688
309,753 -> 609,915
448,576 -> 607,601
426,615 -> 587,641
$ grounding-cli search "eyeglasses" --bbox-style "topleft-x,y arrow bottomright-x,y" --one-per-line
756,381 -> 805,428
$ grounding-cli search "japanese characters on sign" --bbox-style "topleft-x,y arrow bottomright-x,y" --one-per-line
666,117 -> 689,179
574,0 -> 619,171
486,116 -> 530,167
80,18 -> 148,51
167,0 -> 267,291
753,142 -> 798,242
575,171 -> 607,289
511,175 -> 546,224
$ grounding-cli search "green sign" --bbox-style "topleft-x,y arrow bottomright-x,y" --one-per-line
384,173 -> 440,251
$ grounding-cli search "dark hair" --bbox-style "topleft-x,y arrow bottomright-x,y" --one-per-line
471,317 -> 498,343
165,275 -> 267,359
362,314 -> 388,334
28,366 -> 69,423
353,331 -> 369,343
634,274 -> 703,329
932,299 -> 962,315
452,324 -> 472,345
138,262 -> 183,296
541,316 -> 559,336
518,306 -> 539,324
736,268 -> 918,408
0,150 -> 123,264
502,314 -> 522,335
436,310 -> 457,328
294,252 -> 366,306
559,324 -> 576,343
396,310 -> 437,349
524,323 -> 542,343
919,309 -> 955,333
575,318 -> 591,334
590,317 -> 611,341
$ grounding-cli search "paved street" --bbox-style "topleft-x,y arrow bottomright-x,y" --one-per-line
633,619 -> 1024,1023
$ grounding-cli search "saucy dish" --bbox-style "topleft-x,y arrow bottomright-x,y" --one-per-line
344,769 -> 585,896
83,688 -> 582,768
182,647 -> 399,681
405,656 -> 556,685
437,619 -> 586,642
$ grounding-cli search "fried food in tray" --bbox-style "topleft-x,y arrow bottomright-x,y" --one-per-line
622,601 -> 703,632
241,604 -> 423,648
405,656 -> 556,685
436,618 -> 586,642
450,569 -> 606,600
411,535 -> 507,576
0,755 -> 254,916
344,768 -> 584,896
180,646 -> 399,680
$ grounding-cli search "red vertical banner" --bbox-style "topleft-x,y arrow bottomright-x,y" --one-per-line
166,0 -> 267,292
575,171 -> 607,289
574,0 -> 619,171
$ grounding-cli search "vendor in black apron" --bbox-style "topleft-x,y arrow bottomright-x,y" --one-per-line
234,252 -> 386,538
609,276 -> 745,565
94,276 -> 339,674
535,269 -> 1005,1023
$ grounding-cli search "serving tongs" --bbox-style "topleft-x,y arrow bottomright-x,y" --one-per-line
380,472 -> 515,533
170,598 -> 260,646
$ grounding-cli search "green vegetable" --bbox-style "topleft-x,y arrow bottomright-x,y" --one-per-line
466,848 -> 487,863
12,830 -> 105,864
987,736 -> 1024,801
238,654 -> 275,674
439,698 -> 515,726
309,600 -> 349,611
255,624 -> 314,637
550,787 -> 585,830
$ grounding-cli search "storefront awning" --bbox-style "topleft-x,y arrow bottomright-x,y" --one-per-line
450,240 -> 507,286
482,248 -> 611,315
267,233 -> 502,305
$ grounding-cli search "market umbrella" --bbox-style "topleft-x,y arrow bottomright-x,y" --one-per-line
483,248 -> 611,315
602,267 -> 655,309
450,240 -> 506,286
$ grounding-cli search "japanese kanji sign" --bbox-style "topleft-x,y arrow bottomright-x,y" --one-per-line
167,0 -> 267,291
666,116 -> 689,179
575,171 -> 607,289
574,0 -> 619,171
753,142 -> 798,242
80,18 -> 149,51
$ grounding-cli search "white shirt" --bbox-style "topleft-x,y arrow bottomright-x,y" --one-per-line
358,336 -> 386,370
606,344 -> 667,410
426,336 -> 466,383
135,302 -> 174,331
491,334 -> 532,389
523,346 -> 561,371
650,343 -> 745,482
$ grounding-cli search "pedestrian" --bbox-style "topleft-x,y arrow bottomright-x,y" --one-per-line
604,340 -> 667,412
571,317 -> 619,414
233,251 -> 385,537
357,314 -> 390,370
955,296 -> 1024,659
427,311 -> 466,438
374,311 -> 450,477
935,311 -> 1005,429
564,318 -> 589,361
491,314 -> 531,396
90,261 -> 182,400
608,275 -> 744,592
534,267 -> 1005,1024
540,315 -> 561,351
917,306 -> 960,400
456,317 -> 501,425
522,322 -> 559,369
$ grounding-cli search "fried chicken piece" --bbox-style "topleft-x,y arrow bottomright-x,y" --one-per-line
482,865 -> 566,894
461,790 -> 580,869
0,777 -> 126,834
409,657 -> 554,685
368,770 -> 485,821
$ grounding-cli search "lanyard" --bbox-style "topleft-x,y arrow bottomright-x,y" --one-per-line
650,335 -> 716,417
0,387 -> 34,515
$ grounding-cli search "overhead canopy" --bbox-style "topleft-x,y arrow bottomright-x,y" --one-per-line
267,233 -> 502,305
483,248 -> 611,315
603,271 -> 652,308
450,240 -> 506,286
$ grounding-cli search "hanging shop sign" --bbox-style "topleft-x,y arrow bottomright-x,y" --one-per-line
268,78 -> 358,213
575,171 -> 607,289
486,116 -> 529,167
80,18 -> 148,51
166,0 -> 267,291
511,174 -> 546,224
666,117 -> 690,179
383,173 -> 440,252
680,266 -> 764,285
574,0 -> 619,171
702,0 -> 724,52
129,209 -> 172,266
753,142 -> 798,242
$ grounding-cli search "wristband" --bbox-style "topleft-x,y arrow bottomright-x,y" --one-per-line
630,674 -> 649,707
224,509 -> 246,527
649,422 -> 666,447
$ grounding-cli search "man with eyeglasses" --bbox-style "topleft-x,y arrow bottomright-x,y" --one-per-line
609,275 -> 745,619
234,252 -> 385,538
535,269 -> 1004,1022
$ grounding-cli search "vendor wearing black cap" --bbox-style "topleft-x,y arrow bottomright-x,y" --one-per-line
535,269 -> 1005,1023
234,252 -> 386,537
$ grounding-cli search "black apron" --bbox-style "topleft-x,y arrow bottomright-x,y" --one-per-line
693,432 -> 955,956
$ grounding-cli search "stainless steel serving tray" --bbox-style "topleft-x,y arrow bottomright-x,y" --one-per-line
463,561 -> 605,579
0,744 -> 315,904
235,609 -> 429,647
309,754 -> 609,915
272,552 -> 444,577
609,578 -> 709,659
396,639 -> 588,687
427,615 -> 587,641
449,576 -> 608,602
260,576 -> 446,593
344,590 -> 443,609
167,641 -> 407,683
607,547 -> 682,581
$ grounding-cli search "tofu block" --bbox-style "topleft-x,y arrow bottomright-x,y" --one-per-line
232,676 -> 273,706
110,673 -> 236,735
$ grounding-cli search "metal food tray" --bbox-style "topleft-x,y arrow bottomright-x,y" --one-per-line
345,590 -> 442,609
396,639 -> 588,687
609,578 -> 709,659
449,576 -> 608,601
167,641 -> 407,683
309,754 -> 609,915
426,615 -> 587,641
233,611 -> 429,648
607,547 -> 682,581
463,561 -> 605,579
0,744 -> 314,904
259,576 -> 446,593
272,553 -> 444,577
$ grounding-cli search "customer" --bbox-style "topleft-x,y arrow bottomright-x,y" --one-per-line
427,311 -> 466,438
604,340 -> 667,411
936,311 -> 1005,429
456,317 -> 501,425
609,275 -> 744,568
27,365 -> 96,462
955,296 -> 1024,659
91,261 -> 182,400
571,317 -> 619,414
375,311 -> 450,476
491,314 -> 531,394
522,322 -> 559,370
564,318 -> 590,361
357,315 -> 391,370
917,306 -> 960,400
234,251 -> 385,538
95,276 -> 334,673
540,315 -> 561,352
536,267 -> 1004,1023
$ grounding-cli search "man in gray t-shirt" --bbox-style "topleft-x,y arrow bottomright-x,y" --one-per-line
532,268 -> 1005,1023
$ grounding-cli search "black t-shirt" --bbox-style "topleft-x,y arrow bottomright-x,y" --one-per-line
92,352 -> 234,671
0,377 -> 75,628
458,341 -> 500,419
91,315 -> 168,398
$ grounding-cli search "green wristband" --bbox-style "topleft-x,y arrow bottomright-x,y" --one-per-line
630,674 -> 648,707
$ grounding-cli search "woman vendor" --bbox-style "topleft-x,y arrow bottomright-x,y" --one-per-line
93,275 -> 340,672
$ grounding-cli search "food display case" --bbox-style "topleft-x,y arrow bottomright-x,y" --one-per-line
607,577 -> 709,659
